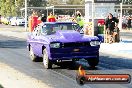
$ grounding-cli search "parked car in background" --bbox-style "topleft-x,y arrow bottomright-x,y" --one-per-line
10,17 -> 25,26
3,17 -> 12,25
1,17 -> 5,24
27,22 -> 100,69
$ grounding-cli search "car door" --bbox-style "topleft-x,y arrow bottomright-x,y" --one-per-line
31,24 -> 48,57
29,26 -> 40,56
34,25 -> 44,57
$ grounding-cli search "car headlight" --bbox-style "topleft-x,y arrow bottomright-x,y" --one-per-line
90,41 -> 100,46
50,43 -> 60,48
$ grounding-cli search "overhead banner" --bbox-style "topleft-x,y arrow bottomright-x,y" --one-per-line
94,0 -> 121,3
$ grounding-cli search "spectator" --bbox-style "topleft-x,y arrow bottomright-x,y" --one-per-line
105,13 -> 119,35
105,13 -> 119,43
122,15 -> 127,29
41,14 -> 47,22
47,12 -> 56,22
127,16 -> 131,30
76,11 -> 84,29
71,14 -> 77,23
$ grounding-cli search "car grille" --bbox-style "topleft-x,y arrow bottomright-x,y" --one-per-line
61,42 -> 90,48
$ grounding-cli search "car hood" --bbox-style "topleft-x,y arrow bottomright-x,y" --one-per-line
44,30 -> 99,43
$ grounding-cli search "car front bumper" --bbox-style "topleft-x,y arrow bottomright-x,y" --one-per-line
50,46 -> 99,60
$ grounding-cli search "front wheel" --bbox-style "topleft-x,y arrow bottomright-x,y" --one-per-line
43,49 -> 52,69
87,57 -> 99,67
29,46 -> 38,62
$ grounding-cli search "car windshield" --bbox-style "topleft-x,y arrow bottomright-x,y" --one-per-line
42,23 -> 80,35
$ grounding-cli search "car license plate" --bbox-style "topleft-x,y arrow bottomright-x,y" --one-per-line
73,49 -> 80,52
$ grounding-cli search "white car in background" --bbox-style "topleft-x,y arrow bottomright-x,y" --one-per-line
10,17 -> 25,26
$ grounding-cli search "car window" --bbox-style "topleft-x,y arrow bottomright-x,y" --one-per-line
41,23 -> 79,35
32,26 -> 39,36
72,24 -> 81,31
41,24 -> 55,35
41,25 -> 48,35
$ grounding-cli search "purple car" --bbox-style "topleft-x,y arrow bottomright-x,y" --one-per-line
27,22 -> 100,69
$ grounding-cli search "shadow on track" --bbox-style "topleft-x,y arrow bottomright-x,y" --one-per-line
52,60 -> 98,70
51,54 -> 132,70
0,40 -> 26,48
99,55 -> 132,70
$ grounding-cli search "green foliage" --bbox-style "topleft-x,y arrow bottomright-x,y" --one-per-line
0,0 -> 47,16
66,0 -> 84,5
0,0 -> 6,16
5,0 -> 12,16
47,0 -> 84,5
0,0 -> 16,16
11,4 -> 17,16
47,0 -> 62,5
0,0 -> 131,17
28,0 -> 47,7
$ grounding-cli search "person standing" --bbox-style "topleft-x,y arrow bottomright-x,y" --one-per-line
122,15 -> 127,29
47,12 -> 56,22
127,16 -> 131,30
41,14 -> 47,22
76,11 -> 84,29
105,13 -> 119,35
105,13 -> 119,43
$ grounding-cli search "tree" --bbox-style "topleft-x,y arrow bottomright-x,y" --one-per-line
0,0 -> 6,16
5,0 -> 12,16
0,0 -> 47,16
66,0 -> 84,5
11,4 -> 17,16
47,0 -> 64,5
0,0 -> 17,16
28,0 -> 47,7
15,0 -> 24,16
115,0 -> 132,15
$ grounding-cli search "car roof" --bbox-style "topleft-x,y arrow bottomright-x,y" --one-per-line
43,22 -> 76,24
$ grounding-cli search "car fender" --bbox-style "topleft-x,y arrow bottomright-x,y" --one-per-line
42,44 -> 53,60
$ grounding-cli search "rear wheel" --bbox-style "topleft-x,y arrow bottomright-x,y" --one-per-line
87,57 -> 99,67
29,46 -> 38,62
43,49 -> 52,69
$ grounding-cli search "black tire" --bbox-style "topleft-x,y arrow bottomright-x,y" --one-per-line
87,57 -> 99,67
43,49 -> 52,69
29,46 -> 38,62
